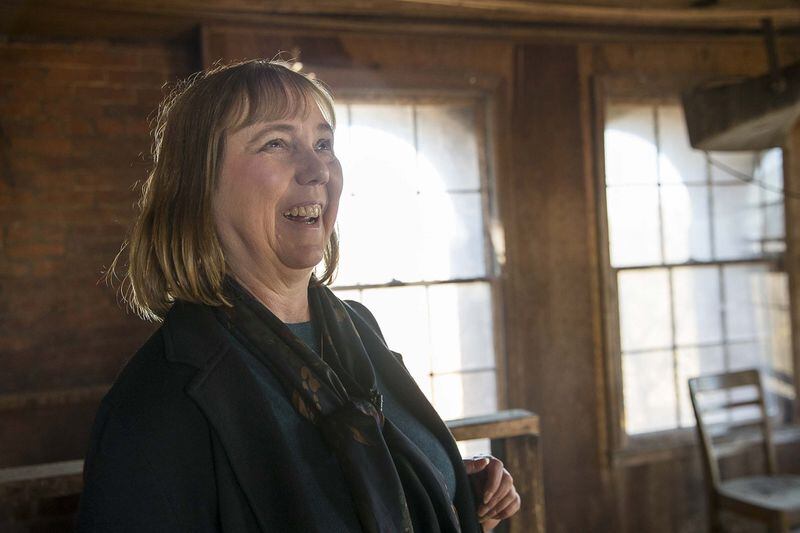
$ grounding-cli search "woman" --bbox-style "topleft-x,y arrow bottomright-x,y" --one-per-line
78,59 -> 520,532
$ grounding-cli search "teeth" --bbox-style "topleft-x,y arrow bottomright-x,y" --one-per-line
284,204 -> 322,218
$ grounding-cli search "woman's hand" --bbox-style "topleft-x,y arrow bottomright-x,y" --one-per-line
463,455 -> 521,532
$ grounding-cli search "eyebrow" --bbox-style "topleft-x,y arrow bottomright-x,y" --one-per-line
247,122 -> 333,147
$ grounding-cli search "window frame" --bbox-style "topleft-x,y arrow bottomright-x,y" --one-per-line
592,75 -> 800,463
310,65 -> 511,417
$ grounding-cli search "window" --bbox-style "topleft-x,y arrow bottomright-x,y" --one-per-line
327,100 -> 501,454
602,102 -> 794,439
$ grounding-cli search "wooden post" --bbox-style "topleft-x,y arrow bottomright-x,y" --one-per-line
785,120 -> 800,421
447,409 -> 545,533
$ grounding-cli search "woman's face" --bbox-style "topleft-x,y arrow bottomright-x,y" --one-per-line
213,97 -> 342,281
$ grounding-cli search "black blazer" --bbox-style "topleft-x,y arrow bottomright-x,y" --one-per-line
77,299 -> 481,532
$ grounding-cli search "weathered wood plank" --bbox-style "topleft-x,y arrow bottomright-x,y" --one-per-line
447,409 -> 540,441
5,0 -> 800,32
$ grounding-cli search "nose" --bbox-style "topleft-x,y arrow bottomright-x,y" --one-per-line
294,147 -> 330,186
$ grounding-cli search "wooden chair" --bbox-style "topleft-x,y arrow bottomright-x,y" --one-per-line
688,369 -> 800,532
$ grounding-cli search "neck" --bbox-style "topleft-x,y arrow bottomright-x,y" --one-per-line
229,266 -> 312,323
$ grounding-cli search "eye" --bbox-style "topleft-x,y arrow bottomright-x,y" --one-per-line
315,138 -> 333,151
261,138 -> 288,152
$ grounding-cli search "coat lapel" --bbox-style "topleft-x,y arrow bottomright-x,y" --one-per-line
163,302 -> 310,532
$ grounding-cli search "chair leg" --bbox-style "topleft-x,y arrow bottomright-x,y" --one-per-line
770,513 -> 788,533
710,511 -> 724,533
708,499 -> 724,533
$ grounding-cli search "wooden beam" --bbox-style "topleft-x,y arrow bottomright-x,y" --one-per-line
785,121 -> 800,422
4,0 -> 800,44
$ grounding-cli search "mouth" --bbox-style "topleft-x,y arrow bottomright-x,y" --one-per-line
282,202 -> 323,225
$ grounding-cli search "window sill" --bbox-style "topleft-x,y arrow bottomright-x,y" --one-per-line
610,424 -> 800,468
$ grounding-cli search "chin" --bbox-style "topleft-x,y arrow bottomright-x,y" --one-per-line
281,251 -> 325,272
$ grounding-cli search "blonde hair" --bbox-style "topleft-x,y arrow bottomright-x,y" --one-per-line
108,59 -> 339,322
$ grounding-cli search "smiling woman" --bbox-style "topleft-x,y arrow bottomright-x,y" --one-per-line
213,100 -> 342,322
78,60 -> 520,532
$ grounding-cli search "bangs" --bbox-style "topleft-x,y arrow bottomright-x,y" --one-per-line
224,63 -> 336,133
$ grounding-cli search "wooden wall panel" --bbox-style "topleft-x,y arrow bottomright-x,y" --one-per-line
201,24 -> 515,85
504,43 -> 617,533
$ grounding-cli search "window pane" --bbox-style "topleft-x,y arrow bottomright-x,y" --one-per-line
657,106 -> 706,185
428,282 -> 494,374
418,191 -> 485,280
416,105 -> 481,192
661,184 -> 711,263
761,272 -> 793,376
607,185 -> 662,267
756,148 -> 786,253
713,183 -> 761,260
758,149 -> 785,253
709,151 -> 756,184
605,104 -> 658,186
623,350 -> 677,434
335,186 -> 422,285
618,269 -> 672,352
672,266 -> 722,346
433,370 -> 497,421
333,103 -> 351,155
758,149 -> 783,188
763,190 -> 785,254
360,286 -> 432,398
728,341 -> 765,371
723,264 -> 769,343
344,103 -> 417,193
676,345 -> 725,427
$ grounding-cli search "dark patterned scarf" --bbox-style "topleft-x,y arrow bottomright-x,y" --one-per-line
215,278 -> 466,533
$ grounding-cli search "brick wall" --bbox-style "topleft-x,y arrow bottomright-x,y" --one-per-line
0,38 -> 194,467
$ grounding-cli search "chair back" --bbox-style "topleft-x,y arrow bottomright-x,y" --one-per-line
688,369 -> 777,489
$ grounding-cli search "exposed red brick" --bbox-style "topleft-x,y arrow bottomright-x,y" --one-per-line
107,68 -> 171,87
0,37 -> 193,470
44,66 -> 108,85
0,65 -> 48,82
73,85 -> 136,105
5,242 -> 66,259
95,116 -> 126,136
10,137 -> 72,157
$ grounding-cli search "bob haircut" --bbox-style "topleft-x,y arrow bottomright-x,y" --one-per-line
109,59 -> 339,322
